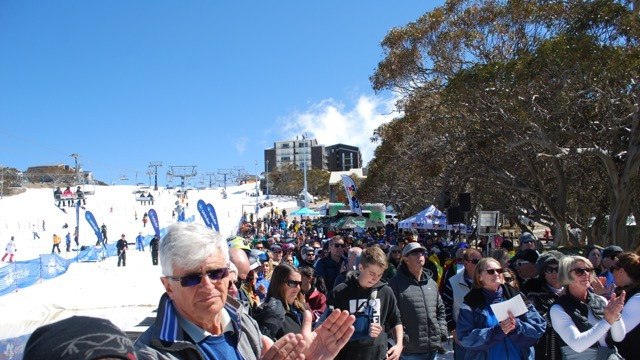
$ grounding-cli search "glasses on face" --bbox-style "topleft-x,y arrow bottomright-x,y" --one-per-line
256,246 -> 264,250
466,258 -> 481,264
167,267 -> 229,287
571,267 -> 593,276
610,264 -> 622,271
333,243 -> 346,248
306,252 -> 315,257
514,261 -> 531,268
484,268 -> 503,275
544,267 -> 559,274
285,280 -> 302,288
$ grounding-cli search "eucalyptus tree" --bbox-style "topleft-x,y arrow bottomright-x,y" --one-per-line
369,0 -> 639,248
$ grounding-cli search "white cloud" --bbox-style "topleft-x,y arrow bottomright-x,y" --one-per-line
279,94 -> 400,166
235,137 -> 248,153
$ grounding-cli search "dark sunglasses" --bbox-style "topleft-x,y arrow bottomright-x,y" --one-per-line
333,243 -> 346,248
485,268 -> 503,275
167,268 -> 229,287
408,250 -> 426,257
544,267 -> 559,274
306,252 -> 315,256
466,258 -> 481,264
571,267 -> 593,276
285,280 -> 302,288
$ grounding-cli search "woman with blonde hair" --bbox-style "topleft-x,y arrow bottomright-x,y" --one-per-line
549,255 -> 626,359
457,257 -> 546,359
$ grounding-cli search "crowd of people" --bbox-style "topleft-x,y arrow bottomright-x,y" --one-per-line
21,212 -> 640,360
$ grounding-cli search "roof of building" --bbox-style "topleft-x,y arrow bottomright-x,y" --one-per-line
328,169 -> 366,185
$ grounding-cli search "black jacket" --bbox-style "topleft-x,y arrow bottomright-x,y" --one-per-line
527,279 -> 563,360
253,297 -> 303,341
388,263 -> 448,354
327,271 -> 401,360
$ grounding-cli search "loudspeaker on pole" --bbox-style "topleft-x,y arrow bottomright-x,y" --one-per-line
459,193 -> 471,212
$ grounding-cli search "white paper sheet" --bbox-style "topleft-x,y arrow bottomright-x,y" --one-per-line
489,294 -> 528,322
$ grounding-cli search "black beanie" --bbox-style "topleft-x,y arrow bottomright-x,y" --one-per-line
535,250 -> 564,275
23,316 -> 137,360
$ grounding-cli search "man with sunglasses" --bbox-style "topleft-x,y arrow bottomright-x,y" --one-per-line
442,248 -> 481,360
389,243 -> 448,359
315,236 -> 347,293
135,223 -> 356,360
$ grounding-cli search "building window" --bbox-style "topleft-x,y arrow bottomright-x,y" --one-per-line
281,156 -> 291,161
281,143 -> 290,149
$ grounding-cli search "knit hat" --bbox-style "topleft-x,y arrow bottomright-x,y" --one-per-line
535,250 -> 564,275
24,316 -> 137,360
500,239 -> 514,251
513,248 -> 539,264
519,232 -> 536,243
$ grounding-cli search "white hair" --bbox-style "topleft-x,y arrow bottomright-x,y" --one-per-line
159,222 -> 228,276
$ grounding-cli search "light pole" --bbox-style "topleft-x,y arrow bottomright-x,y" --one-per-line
254,161 -> 260,214
70,153 -> 79,184
265,160 -> 270,199
303,160 -> 308,209
0,164 -> 4,200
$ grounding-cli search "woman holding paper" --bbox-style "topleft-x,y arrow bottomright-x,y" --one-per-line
549,255 -> 626,359
457,258 -> 546,360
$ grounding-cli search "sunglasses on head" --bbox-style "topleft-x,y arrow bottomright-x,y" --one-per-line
285,280 -> 302,288
544,266 -> 559,274
484,268 -> 503,275
571,267 -> 593,276
167,267 -> 229,287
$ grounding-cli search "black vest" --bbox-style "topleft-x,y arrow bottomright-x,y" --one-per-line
614,286 -> 640,359
552,292 -> 611,349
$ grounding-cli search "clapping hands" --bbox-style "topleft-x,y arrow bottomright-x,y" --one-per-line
604,290 -> 626,324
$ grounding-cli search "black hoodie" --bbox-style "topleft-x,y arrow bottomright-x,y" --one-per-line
327,271 -> 402,360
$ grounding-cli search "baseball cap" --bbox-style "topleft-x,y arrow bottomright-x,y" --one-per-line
24,316 -> 138,360
402,242 -> 427,257
602,245 -> 623,259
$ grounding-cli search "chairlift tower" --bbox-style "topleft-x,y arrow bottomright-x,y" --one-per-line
204,172 -> 217,188
167,166 -> 197,189
217,169 -> 238,189
148,162 -> 163,190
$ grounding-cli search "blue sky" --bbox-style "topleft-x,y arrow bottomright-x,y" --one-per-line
0,1 -> 438,186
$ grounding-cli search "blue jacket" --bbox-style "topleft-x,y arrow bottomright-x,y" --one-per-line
457,284 -> 546,360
